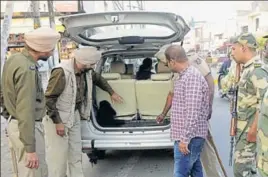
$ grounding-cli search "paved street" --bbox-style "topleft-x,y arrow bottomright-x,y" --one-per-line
1,69 -> 234,177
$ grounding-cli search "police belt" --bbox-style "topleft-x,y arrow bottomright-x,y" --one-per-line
9,116 -> 42,122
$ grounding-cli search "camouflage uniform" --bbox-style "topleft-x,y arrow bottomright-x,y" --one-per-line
257,89 -> 268,177
256,34 -> 268,177
233,34 -> 268,177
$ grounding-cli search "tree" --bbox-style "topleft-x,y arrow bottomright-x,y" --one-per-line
257,36 -> 268,50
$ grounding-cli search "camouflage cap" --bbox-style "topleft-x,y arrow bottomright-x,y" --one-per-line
233,33 -> 258,49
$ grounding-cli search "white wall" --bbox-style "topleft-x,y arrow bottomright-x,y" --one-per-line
259,12 -> 268,28
246,11 -> 268,34
224,18 -> 237,37
82,1 -> 95,13
82,1 -> 115,13
1,1 -> 33,13
236,15 -> 249,34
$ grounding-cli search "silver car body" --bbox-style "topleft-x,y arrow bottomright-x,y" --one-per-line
59,11 -> 190,152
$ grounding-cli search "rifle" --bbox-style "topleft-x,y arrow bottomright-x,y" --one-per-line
229,64 -> 241,166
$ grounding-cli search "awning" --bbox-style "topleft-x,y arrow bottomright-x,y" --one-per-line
8,25 -> 65,34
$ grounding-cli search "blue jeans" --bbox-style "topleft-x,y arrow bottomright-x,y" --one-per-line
174,137 -> 205,177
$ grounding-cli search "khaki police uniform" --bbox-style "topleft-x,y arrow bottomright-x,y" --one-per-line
155,44 -> 226,177
43,47 -> 113,177
1,27 -> 60,177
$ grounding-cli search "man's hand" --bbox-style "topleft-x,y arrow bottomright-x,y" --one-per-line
56,123 -> 65,137
156,113 -> 165,124
179,142 -> 190,155
111,92 -> 123,104
247,130 -> 257,143
25,152 -> 39,169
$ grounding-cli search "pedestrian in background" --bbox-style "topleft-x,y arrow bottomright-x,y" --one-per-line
1,27 -> 60,177
43,47 -> 123,177
163,45 -> 210,177
231,33 -> 268,177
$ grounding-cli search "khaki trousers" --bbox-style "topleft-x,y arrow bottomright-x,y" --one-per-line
43,111 -> 84,177
7,119 -> 48,177
201,127 -> 225,177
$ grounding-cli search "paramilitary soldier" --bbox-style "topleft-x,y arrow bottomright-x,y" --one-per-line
257,33 -> 268,177
1,27 -> 60,177
43,47 -> 123,177
154,44 -> 228,177
231,33 -> 268,177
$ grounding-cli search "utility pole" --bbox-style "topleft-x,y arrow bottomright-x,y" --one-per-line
0,3 -> 19,177
47,0 -> 60,67
104,0 -> 108,12
31,1 -> 41,29
1,1 -> 14,75
31,1 -> 49,89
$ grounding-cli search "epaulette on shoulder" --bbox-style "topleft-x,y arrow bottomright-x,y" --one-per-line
254,62 -> 262,68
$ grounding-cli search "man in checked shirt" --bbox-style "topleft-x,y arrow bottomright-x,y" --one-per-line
164,45 -> 210,177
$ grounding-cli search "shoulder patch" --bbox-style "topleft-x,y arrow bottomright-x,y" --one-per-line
254,63 -> 262,68
29,65 -> 36,70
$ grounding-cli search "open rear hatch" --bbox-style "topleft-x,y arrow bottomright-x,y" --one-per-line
59,11 -> 190,49
59,11 -> 190,131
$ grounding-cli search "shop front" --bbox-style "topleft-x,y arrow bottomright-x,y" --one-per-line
5,16 -> 77,62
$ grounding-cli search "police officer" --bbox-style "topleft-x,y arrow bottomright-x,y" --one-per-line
257,34 -> 268,177
231,33 -> 268,177
1,27 -> 60,177
154,44 -> 228,177
43,47 -> 123,177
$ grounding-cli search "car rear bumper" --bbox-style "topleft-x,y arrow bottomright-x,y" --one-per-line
82,139 -> 173,153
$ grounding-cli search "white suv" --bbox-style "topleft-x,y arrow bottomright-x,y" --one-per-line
59,11 -> 190,156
